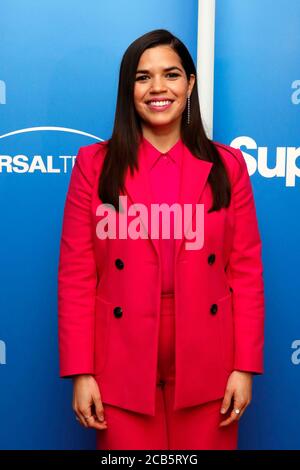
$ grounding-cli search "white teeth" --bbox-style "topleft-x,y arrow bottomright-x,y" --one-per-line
148,100 -> 172,107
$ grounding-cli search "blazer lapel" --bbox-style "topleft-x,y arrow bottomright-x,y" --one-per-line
123,144 -> 160,259
124,142 -> 213,264
174,145 -> 213,263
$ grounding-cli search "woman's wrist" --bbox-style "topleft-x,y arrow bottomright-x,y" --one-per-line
71,374 -> 94,381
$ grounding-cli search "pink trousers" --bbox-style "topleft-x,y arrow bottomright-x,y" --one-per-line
96,293 -> 239,450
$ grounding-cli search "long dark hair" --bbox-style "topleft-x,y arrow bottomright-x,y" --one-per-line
97,29 -> 231,213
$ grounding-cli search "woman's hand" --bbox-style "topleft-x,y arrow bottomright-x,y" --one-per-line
219,370 -> 253,427
72,374 -> 108,430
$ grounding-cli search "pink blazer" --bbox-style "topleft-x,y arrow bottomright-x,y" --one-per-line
57,140 -> 265,416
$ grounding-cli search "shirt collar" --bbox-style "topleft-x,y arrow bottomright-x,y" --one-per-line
140,135 -> 183,170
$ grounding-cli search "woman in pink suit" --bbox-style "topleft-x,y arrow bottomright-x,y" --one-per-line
57,29 -> 265,450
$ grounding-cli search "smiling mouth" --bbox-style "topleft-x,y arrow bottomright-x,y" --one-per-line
145,100 -> 174,112
146,99 -> 174,107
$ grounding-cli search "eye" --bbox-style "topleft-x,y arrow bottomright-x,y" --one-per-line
135,72 -> 181,81
166,73 -> 180,78
135,75 -> 148,81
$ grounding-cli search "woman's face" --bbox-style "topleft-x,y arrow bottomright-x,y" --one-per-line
133,45 -> 195,130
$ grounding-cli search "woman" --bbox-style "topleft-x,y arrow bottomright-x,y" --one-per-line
57,29 -> 265,450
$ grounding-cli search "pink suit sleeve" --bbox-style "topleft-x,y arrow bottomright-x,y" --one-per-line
57,147 -> 97,378
227,148 -> 265,375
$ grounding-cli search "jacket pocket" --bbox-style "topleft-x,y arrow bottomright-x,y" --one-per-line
94,295 -> 112,376
217,292 -> 235,373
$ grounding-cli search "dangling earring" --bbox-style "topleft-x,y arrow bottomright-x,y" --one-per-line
187,94 -> 191,125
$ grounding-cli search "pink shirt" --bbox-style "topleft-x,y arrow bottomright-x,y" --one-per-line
140,135 -> 184,295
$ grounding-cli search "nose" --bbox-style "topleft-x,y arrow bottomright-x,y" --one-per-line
150,76 -> 167,92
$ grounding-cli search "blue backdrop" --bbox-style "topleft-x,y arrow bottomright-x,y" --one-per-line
214,0 -> 300,450
0,0 -> 299,450
0,0 -> 198,450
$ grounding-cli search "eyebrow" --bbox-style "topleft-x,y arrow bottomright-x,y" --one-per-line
135,66 -> 183,74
